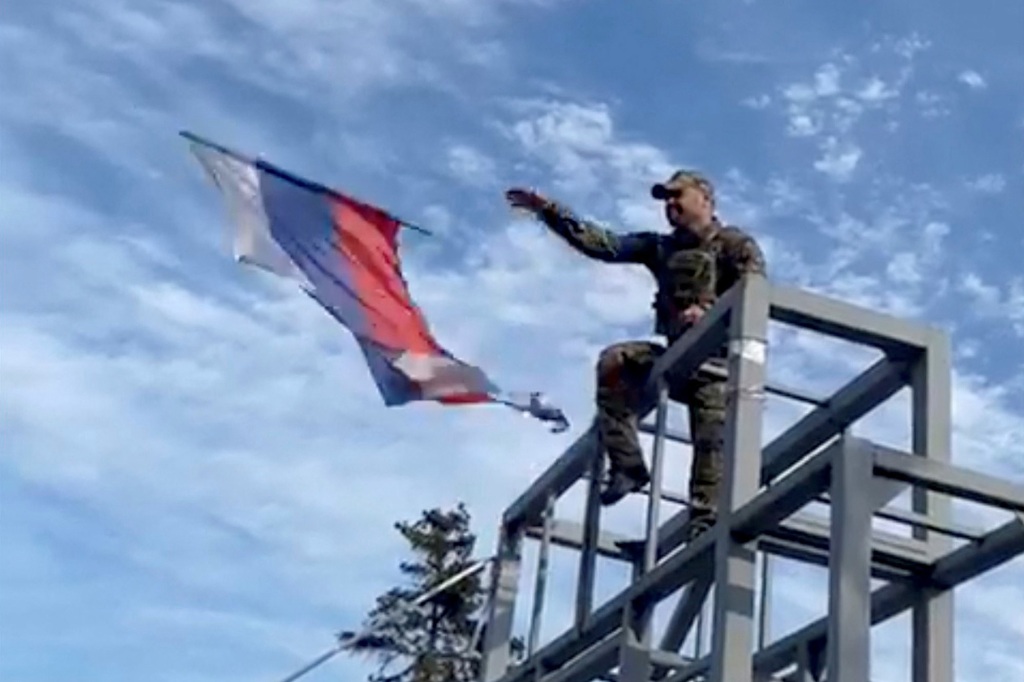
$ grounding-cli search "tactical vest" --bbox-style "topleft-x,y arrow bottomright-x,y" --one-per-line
651,237 -> 720,341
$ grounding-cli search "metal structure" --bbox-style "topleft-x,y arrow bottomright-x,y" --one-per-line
477,273 -> 1024,682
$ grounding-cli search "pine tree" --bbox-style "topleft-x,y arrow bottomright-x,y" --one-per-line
345,503 -> 522,682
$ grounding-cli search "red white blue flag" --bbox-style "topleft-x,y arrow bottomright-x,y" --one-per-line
184,132 -> 568,431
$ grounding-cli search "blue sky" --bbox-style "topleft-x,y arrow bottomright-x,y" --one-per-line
1,1 -> 1022,681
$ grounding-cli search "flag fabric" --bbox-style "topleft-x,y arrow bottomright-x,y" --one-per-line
184,132 -> 568,432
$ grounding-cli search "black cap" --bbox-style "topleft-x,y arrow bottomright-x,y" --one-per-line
650,170 -> 714,202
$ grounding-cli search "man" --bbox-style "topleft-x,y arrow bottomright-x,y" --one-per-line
506,170 -> 766,538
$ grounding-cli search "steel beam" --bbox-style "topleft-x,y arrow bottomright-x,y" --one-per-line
655,489 -> 928,575
692,361 -> 826,407
526,509 -> 929,580
503,427 -> 597,532
523,519 -> 630,561
658,569 -> 714,655
480,528 -> 524,681
576,453 -> 603,628
708,274 -> 771,682
761,357 -> 909,484
872,445 -> 1024,514
543,635 -> 618,682
730,440 -> 836,542
756,533 -> 914,583
768,284 -> 930,354
618,381 -> 672,680
743,514 -> 1024,679
642,381 -> 672,574
816,492 -> 983,542
775,513 -> 930,573
528,495 -> 555,658
497,532 -> 717,682
826,437 -> 874,682
909,331 -> 954,682
664,514 -> 1024,682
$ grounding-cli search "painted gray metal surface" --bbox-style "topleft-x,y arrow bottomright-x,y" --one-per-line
478,274 -> 1024,682
826,437 -> 874,682
708,274 -> 770,682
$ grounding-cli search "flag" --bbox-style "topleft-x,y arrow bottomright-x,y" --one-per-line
183,131 -> 568,432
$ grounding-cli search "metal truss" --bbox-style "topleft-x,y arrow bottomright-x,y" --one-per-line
477,274 -> 1024,682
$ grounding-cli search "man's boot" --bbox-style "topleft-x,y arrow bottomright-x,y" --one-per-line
600,465 -> 650,506
684,507 -> 716,541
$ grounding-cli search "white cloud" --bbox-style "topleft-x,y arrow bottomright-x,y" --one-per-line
813,136 -> 862,180
857,76 -> 900,103
959,273 -> 1024,338
744,94 -> 773,109
447,144 -> 499,186
967,173 -> 1007,193
958,69 -> 987,89
915,89 -> 951,117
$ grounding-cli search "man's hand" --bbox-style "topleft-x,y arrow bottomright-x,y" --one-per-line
681,304 -> 705,325
505,188 -> 550,215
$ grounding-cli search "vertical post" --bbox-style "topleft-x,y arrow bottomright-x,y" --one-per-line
694,595 -> 707,659
910,333 -> 955,682
658,570 -> 712,658
708,274 -> 770,682
480,524 -> 523,682
826,435 -> 873,682
795,642 -> 819,682
576,445 -> 602,630
618,560 -> 652,682
756,464 -> 779,652
757,551 -> 772,649
528,494 -> 555,659
643,380 -> 670,573
618,381 -> 670,682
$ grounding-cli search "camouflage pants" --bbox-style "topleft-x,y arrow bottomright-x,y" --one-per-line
595,340 -> 726,515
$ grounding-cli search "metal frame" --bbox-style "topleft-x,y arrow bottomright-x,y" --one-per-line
478,274 -> 1024,682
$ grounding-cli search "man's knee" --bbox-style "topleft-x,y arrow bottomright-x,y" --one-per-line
692,378 -> 727,413
596,341 -> 659,386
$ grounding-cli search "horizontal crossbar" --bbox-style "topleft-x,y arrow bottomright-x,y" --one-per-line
768,284 -> 932,355
872,444 -> 1024,514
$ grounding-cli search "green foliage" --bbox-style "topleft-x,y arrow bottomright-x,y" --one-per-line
346,503 -> 522,682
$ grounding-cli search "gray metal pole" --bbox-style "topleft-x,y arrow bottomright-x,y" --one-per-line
275,645 -> 344,682
273,558 -> 492,682
576,450 -> 602,630
757,552 -> 772,650
528,494 -> 555,658
643,381 -> 671,575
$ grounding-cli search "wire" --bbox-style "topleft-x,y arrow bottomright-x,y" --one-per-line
270,557 -> 494,682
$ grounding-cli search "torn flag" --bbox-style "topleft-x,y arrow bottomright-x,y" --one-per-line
183,131 -> 568,432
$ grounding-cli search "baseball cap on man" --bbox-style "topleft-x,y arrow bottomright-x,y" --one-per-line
650,170 -> 715,203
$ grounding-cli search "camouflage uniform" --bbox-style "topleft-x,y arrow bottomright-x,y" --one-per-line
534,171 -> 766,530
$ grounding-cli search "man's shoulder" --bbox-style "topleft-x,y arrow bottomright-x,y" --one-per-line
714,223 -> 759,245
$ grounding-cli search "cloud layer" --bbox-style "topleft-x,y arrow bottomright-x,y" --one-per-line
1,1 -> 1021,681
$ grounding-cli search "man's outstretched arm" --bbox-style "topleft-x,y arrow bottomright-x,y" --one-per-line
507,188 -> 655,264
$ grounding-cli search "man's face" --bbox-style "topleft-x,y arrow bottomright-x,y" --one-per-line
662,183 -> 713,230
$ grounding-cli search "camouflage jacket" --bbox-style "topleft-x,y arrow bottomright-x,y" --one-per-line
538,203 -> 767,340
